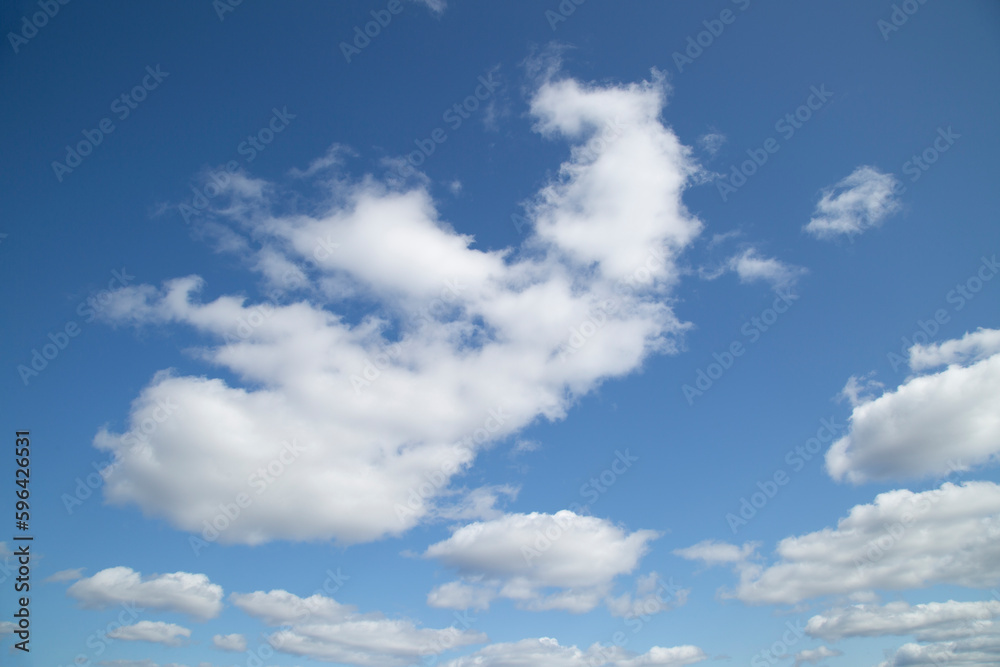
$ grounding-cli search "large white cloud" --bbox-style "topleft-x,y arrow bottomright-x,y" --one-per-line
232,588 -> 485,666
441,637 -> 707,667
92,70 -> 705,546
826,328 -> 1000,483
676,482 -> 1000,605
67,566 -> 223,620
422,510 -> 660,613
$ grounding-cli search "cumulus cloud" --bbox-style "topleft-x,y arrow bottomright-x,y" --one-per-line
233,588 -> 485,666
826,328 -> 1000,483
909,327 -> 1000,372
212,632 -> 248,651
92,70 -> 704,546
726,248 -> 806,292
807,599 -> 1000,642
441,637 -> 707,667
682,482 -> 1000,605
793,646 -> 842,666
673,539 -> 757,566
107,621 -> 191,646
423,511 -> 660,613
878,637 -> 1000,667
804,165 -> 901,239
67,566 -> 223,620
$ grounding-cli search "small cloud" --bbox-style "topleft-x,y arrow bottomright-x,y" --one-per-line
212,632 -> 247,652
410,0 -> 446,14
107,620 -> 191,647
727,248 -> 806,293
289,143 -> 353,179
805,165 -> 901,240
45,568 -> 85,583
698,132 -> 726,156
794,646 -> 842,667
673,539 -> 757,567
707,230 -> 741,248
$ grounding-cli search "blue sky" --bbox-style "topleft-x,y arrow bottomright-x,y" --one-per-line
2,1 -> 1000,666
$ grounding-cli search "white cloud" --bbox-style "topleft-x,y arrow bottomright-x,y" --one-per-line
686,482 -> 1000,605
411,0 -> 446,14
793,645 -> 842,666
0,621 -> 16,634
441,637 -> 707,667
878,637 -> 1000,667
807,599 -> 1000,641
673,539 -> 757,566
233,588 -> 485,667
909,327 -> 1000,371
726,248 -> 805,292
804,165 -> 901,240
67,566 -> 223,620
212,632 -> 248,652
107,621 -> 191,647
423,510 -> 660,613
45,567 -> 84,583
826,329 -> 1000,483
698,132 -> 726,156
604,572 -> 688,619
93,70 -> 704,546
230,589 -> 355,625
426,581 -> 495,612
